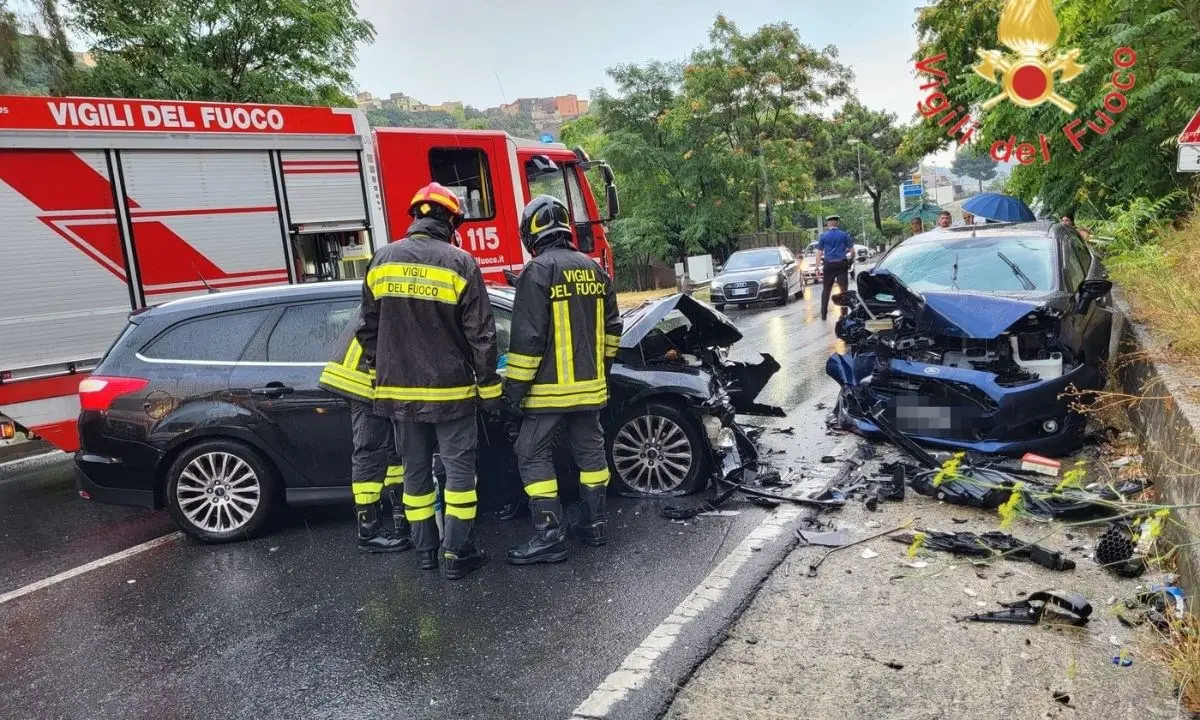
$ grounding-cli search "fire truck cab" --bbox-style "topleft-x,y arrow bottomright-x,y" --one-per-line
0,94 -> 617,452
373,127 -> 617,278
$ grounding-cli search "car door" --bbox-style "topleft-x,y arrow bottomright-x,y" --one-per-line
478,301 -> 527,509
228,298 -> 360,488
1057,235 -> 1111,363
1071,233 -> 1114,360
780,248 -> 799,294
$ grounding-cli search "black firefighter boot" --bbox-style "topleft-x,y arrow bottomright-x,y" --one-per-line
356,503 -> 409,553
575,484 -> 609,547
383,486 -> 414,552
442,526 -> 488,580
506,497 -> 569,565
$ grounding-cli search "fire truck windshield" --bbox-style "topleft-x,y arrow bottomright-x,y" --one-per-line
527,165 -> 594,223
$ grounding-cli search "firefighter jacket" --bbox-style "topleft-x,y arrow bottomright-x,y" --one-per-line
356,218 -> 501,423
503,244 -> 622,414
318,308 -> 374,402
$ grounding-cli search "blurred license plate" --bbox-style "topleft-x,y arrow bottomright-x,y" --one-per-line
729,288 -> 749,296
866,319 -> 893,332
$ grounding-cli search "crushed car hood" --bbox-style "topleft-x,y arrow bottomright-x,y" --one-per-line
620,293 -> 742,349
857,269 -> 1052,340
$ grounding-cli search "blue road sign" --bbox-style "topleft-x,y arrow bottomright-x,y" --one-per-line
902,183 -> 923,197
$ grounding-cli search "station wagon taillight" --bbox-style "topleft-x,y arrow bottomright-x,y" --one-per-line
78,376 -> 150,411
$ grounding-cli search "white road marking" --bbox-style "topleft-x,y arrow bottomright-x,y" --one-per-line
0,532 -> 182,605
571,431 -> 858,719
571,506 -> 804,719
0,450 -> 66,475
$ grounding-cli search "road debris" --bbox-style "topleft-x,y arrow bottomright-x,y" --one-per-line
960,590 -> 1092,626
890,529 -> 1076,571
1109,455 -> 1141,468
796,530 -> 849,548
1020,453 -> 1061,477
1094,522 -> 1147,577
806,519 -> 916,577
861,548 -> 879,559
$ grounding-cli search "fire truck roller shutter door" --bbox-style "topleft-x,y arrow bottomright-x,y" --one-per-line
119,150 -> 289,305
279,151 -> 370,229
0,149 -> 135,449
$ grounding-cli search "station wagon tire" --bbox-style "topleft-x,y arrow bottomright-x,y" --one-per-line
607,402 -> 708,498
713,303 -> 725,311
165,439 -> 278,543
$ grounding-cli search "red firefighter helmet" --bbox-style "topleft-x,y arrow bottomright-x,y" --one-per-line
409,182 -> 465,227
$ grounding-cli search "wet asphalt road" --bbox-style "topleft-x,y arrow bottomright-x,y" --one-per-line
0,284 -> 857,720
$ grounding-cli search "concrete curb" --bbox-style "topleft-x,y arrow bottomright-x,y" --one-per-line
1113,290 -> 1200,594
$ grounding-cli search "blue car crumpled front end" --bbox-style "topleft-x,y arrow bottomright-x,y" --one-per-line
827,270 -> 1110,457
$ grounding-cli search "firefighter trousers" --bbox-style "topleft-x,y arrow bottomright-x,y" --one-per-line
349,401 -> 404,505
398,415 -> 478,554
513,411 -> 610,501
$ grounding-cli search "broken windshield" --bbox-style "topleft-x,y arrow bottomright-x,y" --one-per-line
877,235 -> 1056,294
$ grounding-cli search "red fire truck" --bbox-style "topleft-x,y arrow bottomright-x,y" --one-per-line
0,94 -> 618,452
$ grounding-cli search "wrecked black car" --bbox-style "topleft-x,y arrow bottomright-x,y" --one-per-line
601,293 -> 784,496
75,284 -> 781,542
827,222 -> 1114,457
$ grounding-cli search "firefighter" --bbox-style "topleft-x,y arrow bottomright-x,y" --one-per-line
357,182 -> 501,580
319,314 -> 411,552
502,195 -> 622,565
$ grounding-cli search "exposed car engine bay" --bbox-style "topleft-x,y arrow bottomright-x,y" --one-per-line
839,308 -> 1077,386
619,296 -> 785,417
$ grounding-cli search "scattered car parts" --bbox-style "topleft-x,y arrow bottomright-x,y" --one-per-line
962,590 -> 1092,626
891,529 -> 1076,571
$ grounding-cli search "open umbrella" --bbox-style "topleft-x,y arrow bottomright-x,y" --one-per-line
962,193 -> 1035,223
894,202 -> 943,223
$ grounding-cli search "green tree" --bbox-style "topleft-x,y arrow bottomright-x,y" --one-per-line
595,61 -> 744,289
814,101 -> 915,238
951,144 -> 999,193
914,0 -> 1200,217
1,1 -> 73,94
683,15 -> 852,230
68,0 -> 376,105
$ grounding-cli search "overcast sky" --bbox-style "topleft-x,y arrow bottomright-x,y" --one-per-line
353,0 -> 928,124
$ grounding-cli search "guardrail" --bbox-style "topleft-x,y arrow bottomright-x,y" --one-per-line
677,276 -> 712,296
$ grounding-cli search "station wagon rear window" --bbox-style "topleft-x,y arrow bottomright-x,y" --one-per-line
141,310 -> 270,361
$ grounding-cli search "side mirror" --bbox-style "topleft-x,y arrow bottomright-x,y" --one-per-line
503,268 -> 519,287
575,222 -> 596,254
605,182 -> 619,221
1075,278 -> 1112,313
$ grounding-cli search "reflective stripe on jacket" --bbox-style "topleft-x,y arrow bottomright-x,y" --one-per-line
319,311 -> 375,402
503,245 -> 621,414
356,218 -> 501,423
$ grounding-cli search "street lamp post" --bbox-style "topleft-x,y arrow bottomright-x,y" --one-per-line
848,138 -> 867,243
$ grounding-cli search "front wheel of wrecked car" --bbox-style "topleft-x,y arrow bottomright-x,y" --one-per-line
608,402 -> 709,497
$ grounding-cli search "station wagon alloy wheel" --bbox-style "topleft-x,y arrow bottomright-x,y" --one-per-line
612,412 -> 694,494
176,451 -> 261,533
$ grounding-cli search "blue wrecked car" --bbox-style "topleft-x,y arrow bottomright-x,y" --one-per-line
827,222 -> 1114,457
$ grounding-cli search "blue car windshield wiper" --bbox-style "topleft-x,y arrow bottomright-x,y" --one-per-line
997,251 -> 1035,290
